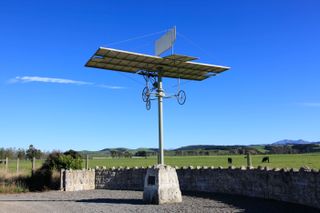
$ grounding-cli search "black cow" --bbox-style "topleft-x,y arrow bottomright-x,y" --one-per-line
262,156 -> 270,163
227,157 -> 232,164
0,159 -> 8,164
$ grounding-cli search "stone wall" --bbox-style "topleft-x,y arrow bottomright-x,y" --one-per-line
60,169 -> 95,191
95,167 -> 146,190
94,166 -> 320,209
62,166 -> 320,209
177,166 -> 320,209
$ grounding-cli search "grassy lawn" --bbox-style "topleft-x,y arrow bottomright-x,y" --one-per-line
86,153 -> 320,169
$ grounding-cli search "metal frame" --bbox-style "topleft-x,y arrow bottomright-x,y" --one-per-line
140,69 -> 186,165
85,28 -> 230,166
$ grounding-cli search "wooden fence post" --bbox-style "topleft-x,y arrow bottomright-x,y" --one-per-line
86,155 -> 89,170
5,157 -> 8,173
60,169 -> 65,191
16,158 -> 20,174
246,153 -> 252,167
32,157 -> 36,175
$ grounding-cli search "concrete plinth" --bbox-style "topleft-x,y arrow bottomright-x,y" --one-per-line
143,165 -> 182,204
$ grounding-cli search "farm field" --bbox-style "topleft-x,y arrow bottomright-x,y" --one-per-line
86,153 -> 320,170
1,153 -> 319,176
0,159 -> 43,175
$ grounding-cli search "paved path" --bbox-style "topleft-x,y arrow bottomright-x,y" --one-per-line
0,190 -> 317,213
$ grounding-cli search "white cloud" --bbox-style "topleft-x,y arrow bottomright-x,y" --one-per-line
8,76 -> 125,90
10,76 -> 92,85
97,84 -> 126,89
298,102 -> 320,107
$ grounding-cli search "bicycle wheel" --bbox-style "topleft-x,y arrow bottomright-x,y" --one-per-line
146,98 -> 151,110
142,87 -> 149,102
177,90 -> 186,105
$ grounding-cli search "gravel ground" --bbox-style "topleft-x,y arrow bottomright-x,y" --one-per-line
0,190 -> 318,213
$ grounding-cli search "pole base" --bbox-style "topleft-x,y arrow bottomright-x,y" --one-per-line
143,164 -> 182,204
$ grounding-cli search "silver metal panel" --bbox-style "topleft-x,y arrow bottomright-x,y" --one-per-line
155,27 -> 176,56
85,47 -> 230,81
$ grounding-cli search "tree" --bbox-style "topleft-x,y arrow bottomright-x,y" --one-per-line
124,151 -> 132,158
26,144 -> 42,160
110,150 -> 117,158
0,148 -> 4,159
0,148 -> 15,159
17,149 -> 26,159
64,149 -> 82,159
5,148 -> 15,158
135,151 -> 147,158
175,150 -> 182,156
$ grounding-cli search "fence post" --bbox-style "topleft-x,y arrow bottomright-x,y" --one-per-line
60,169 -> 65,191
5,157 -> 8,173
246,153 -> 252,167
86,155 -> 89,170
32,157 -> 36,175
16,158 -> 20,174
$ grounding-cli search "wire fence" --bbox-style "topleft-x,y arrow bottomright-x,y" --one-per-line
0,158 -> 43,176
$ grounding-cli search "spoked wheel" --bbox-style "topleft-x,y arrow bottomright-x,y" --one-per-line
146,98 -> 151,110
143,74 -> 149,82
142,87 -> 150,102
177,90 -> 186,105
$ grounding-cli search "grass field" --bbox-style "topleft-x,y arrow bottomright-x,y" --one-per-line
0,159 -> 43,175
1,153 -> 319,175
86,153 -> 320,170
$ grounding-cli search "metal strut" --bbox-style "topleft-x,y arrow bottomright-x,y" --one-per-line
140,70 -> 186,165
157,74 -> 164,165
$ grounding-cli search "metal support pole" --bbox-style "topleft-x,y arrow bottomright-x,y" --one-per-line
157,75 -> 164,165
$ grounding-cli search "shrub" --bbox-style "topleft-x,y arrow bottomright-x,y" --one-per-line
29,150 -> 83,191
57,154 -> 82,170
42,150 -> 83,170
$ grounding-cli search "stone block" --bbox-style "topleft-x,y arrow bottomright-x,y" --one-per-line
143,164 -> 182,204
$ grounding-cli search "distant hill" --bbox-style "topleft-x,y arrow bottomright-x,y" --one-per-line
78,139 -> 320,157
79,147 -> 158,157
272,139 -> 318,145
175,145 -> 244,151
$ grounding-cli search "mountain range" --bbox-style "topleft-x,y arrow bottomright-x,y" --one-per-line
272,139 -> 320,145
79,139 -> 320,155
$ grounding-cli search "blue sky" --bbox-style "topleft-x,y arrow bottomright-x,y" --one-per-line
1,0 -> 320,151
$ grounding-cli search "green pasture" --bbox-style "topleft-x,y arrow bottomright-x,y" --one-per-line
0,159 -> 43,175
86,153 -> 320,170
1,153 -> 319,175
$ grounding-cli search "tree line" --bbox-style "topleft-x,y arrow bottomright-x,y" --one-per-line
265,144 -> 320,154
0,144 -> 45,160
109,150 -> 157,158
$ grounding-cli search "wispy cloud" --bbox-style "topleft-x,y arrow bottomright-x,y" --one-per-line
9,76 -> 92,85
8,76 -> 125,89
298,102 -> 320,107
96,84 -> 126,89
